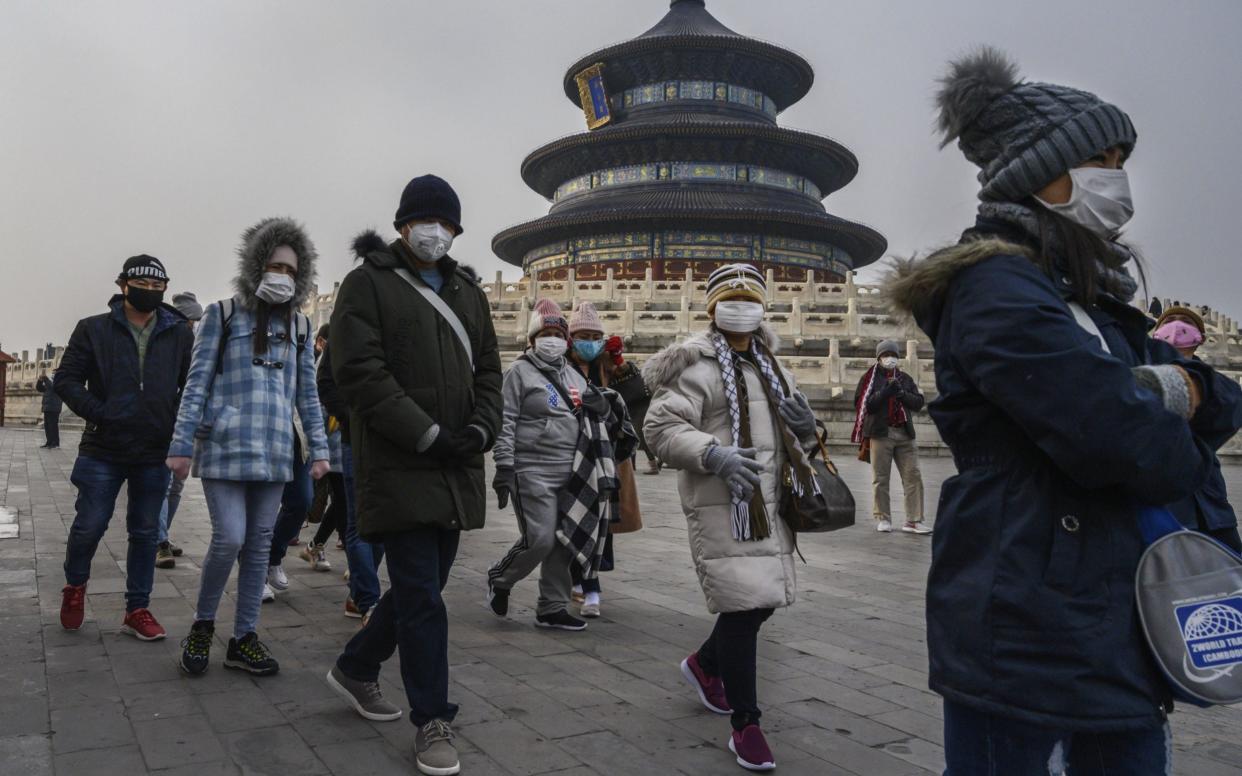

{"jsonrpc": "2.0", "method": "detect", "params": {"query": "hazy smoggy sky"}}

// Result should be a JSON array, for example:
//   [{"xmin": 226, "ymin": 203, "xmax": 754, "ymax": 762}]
[{"xmin": 3, "ymin": 0, "xmax": 1240, "ymax": 355}]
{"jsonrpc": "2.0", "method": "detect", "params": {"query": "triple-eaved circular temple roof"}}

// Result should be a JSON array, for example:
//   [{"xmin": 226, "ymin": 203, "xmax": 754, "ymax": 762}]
[{"xmin": 493, "ymin": 0, "xmax": 887, "ymax": 283}]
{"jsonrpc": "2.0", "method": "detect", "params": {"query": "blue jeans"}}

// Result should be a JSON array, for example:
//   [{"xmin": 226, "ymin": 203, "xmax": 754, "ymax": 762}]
[
  {"xmin": 943, "ymin": 700, "xmax": 1171, "ymax": 775},
  {"xmin": 64, "ymin": 456, "xmax": 169, "ymax": 611},
  {"xmin": 268, "ymin": 447, "xmax": 313, "ymax": 565},
  {"xmin": 337, "ymin": 525, "xmax": 459, "ymax": 727},
  {"xmin": 195, "ymin": 479, "xmax": 285, "ymax": 638},
  {"xmin": 341, "ymin": 445, "xmax": 383, "ymax": 611},
  {"xmin": 157, "ymin": 475, "xmax": 186, "ymax": 544}
]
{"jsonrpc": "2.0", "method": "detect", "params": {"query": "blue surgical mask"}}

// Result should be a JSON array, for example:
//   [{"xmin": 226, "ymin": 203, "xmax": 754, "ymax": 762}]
[{"xmin": 573, "ymin": 339, "xmax": 604, "ymax": 362}]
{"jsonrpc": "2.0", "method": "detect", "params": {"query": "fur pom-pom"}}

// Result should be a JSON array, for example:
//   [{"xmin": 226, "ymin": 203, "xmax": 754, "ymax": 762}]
[
  {"xmin": 351, "ymin": 230, "xmax": 388, "ymax": 260},
  {"xmin": 935, "ymin": 46, "xmax": 1020, "ymax": 148}
]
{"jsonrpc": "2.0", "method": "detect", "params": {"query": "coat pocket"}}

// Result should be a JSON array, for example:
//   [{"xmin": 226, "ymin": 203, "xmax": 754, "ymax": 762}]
[{"xmin": 208, "ymin": 405, "xmax": 240, "ymax": 445}]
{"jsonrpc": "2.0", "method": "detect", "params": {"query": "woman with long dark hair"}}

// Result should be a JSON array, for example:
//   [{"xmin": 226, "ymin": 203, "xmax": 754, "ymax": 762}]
[
  {"xmin": 887, "ymin": 48, "xmax": 1242, "ymax": 773},
  {"xmin": 167, "ymin": 217, "xmax": 330, "ymax": 677}
]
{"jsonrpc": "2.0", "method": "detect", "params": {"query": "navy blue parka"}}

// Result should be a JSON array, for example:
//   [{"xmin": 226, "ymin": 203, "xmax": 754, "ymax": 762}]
[{"xmin": 887, "ymin": 219, "xmax": 1242, "ymax": 731}]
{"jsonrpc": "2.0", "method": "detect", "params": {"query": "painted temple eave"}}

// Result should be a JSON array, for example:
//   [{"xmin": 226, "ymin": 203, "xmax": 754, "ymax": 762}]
[
  {"xmin": 491, "ymin": 205, "xmax": 888, "ymax": 271},
  {"xmin": 519, "ymin": 121, "xmax": 860, "ymax": 199},
  {"xmin": 560, "ymin": 35, "xmax": 815, "ymax": 112}
]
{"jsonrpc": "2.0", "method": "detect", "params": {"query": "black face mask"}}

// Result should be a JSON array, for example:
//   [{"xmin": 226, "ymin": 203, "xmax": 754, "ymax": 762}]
[{"xmin": 125, "ymin": 285, "xmax": 164, "ymax": 313}]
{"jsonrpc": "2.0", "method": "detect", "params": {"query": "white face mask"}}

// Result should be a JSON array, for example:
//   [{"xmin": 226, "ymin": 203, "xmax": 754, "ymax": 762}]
[
  {"xmin": 533, "ymin": 336, "xmax": 567, "ymax": 361},
  {"xmin": 714, "ymin": 301, "xmax": 765, "ymax": 333},
  {"xmin": 880, "ymin": 357, "xmax": 899, "ymax": 371},
  {"xmin": 1036, "ymin": 167, "xmax": 1134, "ymax": 239},
  {"xmin": 406, "ymin": 223, "xmax": 455, "ymax": 262},
  {"xmin": 255, "ymin": 272, "xmax": 295, "ymax": 305}
]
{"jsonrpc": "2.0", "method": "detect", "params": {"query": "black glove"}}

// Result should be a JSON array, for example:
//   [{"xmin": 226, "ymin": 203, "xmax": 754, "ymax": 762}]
[
  {"xmin": 493, "ymin": 465, "xmax": 515, "ymax": 509},
  {"xmin": 427, "ymin": 426, "xmax": 488, "ymax": 460}
]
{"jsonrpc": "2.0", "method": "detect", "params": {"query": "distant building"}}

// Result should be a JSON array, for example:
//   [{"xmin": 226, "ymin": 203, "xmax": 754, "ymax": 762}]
[{"xmin": 491, "ymin": 0, "xmax": 886, "ymax": 284}]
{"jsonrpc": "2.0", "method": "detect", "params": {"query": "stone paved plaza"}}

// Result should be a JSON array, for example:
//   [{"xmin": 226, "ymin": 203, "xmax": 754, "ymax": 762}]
[{"xmin": 1, "ymin": 426, "xmax": 1240, "ymax": 775}]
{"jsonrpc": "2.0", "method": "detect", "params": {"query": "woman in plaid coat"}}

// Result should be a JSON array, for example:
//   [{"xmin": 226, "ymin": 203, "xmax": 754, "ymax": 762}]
[{"xmin": 166, "ymin": 217, "xmax": 330, "ymax": 677}]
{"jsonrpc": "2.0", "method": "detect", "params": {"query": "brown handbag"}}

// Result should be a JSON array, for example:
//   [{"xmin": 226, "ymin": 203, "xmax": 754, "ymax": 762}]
[
  {"xmin": 611, "ymin": 458, "xmax": 644, "ymax": 534},
  {"xmin": 857, "ymin": 437, "xmax": 871, "ymax": 463}
]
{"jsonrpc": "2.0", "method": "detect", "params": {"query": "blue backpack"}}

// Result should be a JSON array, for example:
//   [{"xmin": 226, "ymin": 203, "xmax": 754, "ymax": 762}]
[{"xmin": 1135, "ymin": 506, "xmax": 1242, "ymax": 706}]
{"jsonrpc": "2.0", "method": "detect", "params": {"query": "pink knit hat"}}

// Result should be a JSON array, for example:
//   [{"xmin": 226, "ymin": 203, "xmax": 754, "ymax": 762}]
[
  {"xmin": 569, "ymin": 301, "xmax": 605, "ymax": 335},
  {"xmin": 528, "ymin": 298, "xmax": 569, "ymax": 342}
]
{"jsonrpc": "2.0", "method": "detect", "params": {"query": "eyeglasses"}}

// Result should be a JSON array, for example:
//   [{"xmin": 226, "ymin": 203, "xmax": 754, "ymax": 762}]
[{"xmin": 252, "ymin": 358, "xmax": 284, "ymax": 370}]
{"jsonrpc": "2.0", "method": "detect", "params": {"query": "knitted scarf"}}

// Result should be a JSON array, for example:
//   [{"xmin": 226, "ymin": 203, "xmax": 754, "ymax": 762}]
[
  {"xmin": 977, "ymin": 201, "xmax": 1139, "ymax": 303},
  {"xmin": 709, "ymin": 331, "xmax": 821, "ymax": 542},
  {"xmin": 851, "ymin": 364, "xmax": 907, "ymax": 444},
  {"xmin": 554, "ymin": 387, "xmax": 637, "ymax": 578}
]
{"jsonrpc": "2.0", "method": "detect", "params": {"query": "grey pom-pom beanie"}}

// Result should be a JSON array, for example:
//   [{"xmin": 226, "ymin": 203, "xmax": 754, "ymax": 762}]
[{"xmin": 935, "ymin": 46, "xmax": 1137, "ymax": 202}]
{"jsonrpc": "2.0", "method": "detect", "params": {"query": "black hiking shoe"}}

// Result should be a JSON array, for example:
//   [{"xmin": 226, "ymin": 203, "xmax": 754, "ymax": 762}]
[
  {"xmin": 487, "ymin": 583, "xmax": 509, "ymax": 617},
  {"xmin": 224, "ymin": 632, "xmax": 279, "ymax": 676},
  {"xmin": 535, "ymin": 610, "xmax": 588, "ymax": 631},
  {"xmin": 180, "ymin": 620, "xmax": 214, "ymax": 676}
]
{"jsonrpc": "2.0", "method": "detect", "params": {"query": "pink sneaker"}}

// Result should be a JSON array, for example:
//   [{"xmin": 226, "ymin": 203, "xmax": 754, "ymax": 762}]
[
  {"xmin": 729, "ymin": 725, "xmax": 775, "ymax": 771},
  {"xmin": 680, "ymin": 652, "xmax": 731, "ymax": 714}
]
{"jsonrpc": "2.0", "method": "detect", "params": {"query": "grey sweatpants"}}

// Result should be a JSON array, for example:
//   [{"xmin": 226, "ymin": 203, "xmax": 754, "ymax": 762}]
[{"xmin": 487, "ymin": 468, "xmax": 574, "ymax": 616}]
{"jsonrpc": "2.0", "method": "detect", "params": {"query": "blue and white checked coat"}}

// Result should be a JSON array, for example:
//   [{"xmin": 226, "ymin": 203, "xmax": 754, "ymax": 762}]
[{"xmin": 169, "ymin": 297, "xmax": 329, "ymax": 481}]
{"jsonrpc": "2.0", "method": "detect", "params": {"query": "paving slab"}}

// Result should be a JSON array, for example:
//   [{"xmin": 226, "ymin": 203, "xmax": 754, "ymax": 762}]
[{"xmin": 3, "ymin": 427, "xmax": 1241, "ymax": 774}]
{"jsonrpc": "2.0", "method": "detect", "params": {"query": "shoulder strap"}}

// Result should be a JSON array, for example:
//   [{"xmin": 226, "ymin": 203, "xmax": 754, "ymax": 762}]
[
  {"xmin": 392, "ymin": 267, "xmax": 473, "ymax": 371},
  {"xmin": 1068, "ymin": 301, "xmax": 1113, "ymax": 355},
  {"xmin": 214, "ymin": 299, "xmax": 235, "ymax": 375}
]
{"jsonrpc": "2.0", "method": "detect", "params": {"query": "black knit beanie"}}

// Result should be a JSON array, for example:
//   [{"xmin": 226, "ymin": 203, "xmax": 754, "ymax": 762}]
[
  {"xmin": 393, "ymin": 174, "xmax": 463, "ymax": 235},
  {"xmin": 117, "ymin": 254, "xmax": 169, "ymax": 283}
]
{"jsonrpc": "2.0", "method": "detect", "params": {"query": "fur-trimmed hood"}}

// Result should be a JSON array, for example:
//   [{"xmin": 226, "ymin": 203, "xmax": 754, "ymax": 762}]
[
  {"xmin": 642, "ymin": 323, "xmax": 781, "ymax": 391},
  {"xmin": 234, "ymin": 217, "xmax": 318, "ymax": 309},
  {"xmin": 882, "ymin": 237, "xmax": 1033, "ymax": 328},
  {"xmin": 350, "ymin": 229, "xmax": 481, "ymax": 284}
]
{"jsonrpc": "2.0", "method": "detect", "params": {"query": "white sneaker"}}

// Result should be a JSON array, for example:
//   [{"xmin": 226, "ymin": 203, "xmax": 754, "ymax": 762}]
[
  {"xmin": 267, "ymin": 564, "xmax": 289, "ymax": 591},
  {"xmin": 311, "ymin": 544, "xmax": 331, "ymax": 572},
  {"xmin": 580, "ymin": 592, "xmax": 601, "ymax": 619},
  {"xmin": 261, "ymin": 583, "xmax": 276, "ymax": 603},
  {"xmin": 902, "ymin": 522, "xmax": 933, "ymax": 535},
  {"xmin": 876, "ymin": 519, "xmax": 893, "ymax": 533}
]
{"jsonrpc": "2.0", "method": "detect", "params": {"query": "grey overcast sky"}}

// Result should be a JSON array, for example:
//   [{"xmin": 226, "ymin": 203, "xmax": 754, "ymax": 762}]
[{"xmin": 3, "ymin": 0, "xmax": 1241, "ymax": 355}]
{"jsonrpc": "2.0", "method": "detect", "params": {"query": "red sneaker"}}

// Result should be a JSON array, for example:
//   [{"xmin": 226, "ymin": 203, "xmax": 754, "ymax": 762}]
[
  {"xmin": 121, "ymin": 608, "xmax": 167, "ymax": 641},
  {"xmin": 729, "ymin": 725, "xmax": 776, "ymax": 771},
  {"xmin": 60, "ymin": 584, "xmax": 87, "ymax": 630},
  {"xmin": 680, "ymin": 652, "xmax": 731, "ymax": 714}
]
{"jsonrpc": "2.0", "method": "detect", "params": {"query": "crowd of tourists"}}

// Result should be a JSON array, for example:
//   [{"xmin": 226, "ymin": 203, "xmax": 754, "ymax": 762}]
[{"xmin": 39, "ymin": 46, "xmax": 1242, "ymax": 776}]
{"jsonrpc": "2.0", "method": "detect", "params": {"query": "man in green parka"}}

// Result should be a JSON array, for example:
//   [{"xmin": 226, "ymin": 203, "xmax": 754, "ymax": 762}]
[{"xmin": 324, "ymin": 174, "xmax": 501, "ymax": 776}]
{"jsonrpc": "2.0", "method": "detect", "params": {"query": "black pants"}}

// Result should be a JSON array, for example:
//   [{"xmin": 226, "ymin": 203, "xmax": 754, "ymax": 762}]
[
  {"xmin": 696, "ymin": 607, "xmax": 775, "ymax": 730},
  {"xmin": 43, "ymin": 412, "xmax": 60, "ymax": 447},
  {"xmin": 337, "ymin": 525, "xmax": 460, "ymax": 727},
  {"xmin": 312, "ymin": 472, "xmax": 346, "ymax": 546}
]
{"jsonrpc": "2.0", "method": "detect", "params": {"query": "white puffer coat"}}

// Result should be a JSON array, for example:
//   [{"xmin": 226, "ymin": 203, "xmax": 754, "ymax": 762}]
[{"xmin": 642, "ymin": 324, "xmax": 797, "ymax": 614}]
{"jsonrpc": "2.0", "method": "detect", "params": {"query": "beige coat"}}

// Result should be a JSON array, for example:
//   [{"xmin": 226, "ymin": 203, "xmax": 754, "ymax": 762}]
[{"xmin": 642, "ymin": 325, "xmax": 797, "ymax": 614}]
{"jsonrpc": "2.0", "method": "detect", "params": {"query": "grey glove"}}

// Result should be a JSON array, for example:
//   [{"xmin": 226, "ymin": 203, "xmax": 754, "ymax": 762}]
[
  {"xmin": 703, "ymin": 444, "xmax": 763, "ymax": 500},
  {"xmin": 581, "ymin": 385, "xmax": 610, "ymax": 416},
  {"xmin": 493, "ymin": 465, "xmax": 516, "ymax": 510},
  {"xmin": 778, "ymin": 392, "xmax": 817, "ymax": 441},
  {"xmin": 1132, "ymin": 365, "xmax": 1195, "ymax": 420}
]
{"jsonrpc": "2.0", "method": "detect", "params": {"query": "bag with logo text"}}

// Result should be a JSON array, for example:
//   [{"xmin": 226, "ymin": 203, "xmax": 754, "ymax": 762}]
[{"xmin": 1135, "ymin": 506, "xmax": 1242, "ymax": 706}]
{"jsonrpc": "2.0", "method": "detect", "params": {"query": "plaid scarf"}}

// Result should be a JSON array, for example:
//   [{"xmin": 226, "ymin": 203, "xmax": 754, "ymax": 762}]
[
  {"xmin": 710, "ymin": 331, "xmax": 821, "ymax": 542},
  {"xmin": 851, "ymin": 365, "xmax": 908, "ymax": 444},
  {"xmin": 555, "ymin": 388, "xmax": 636, "ymax": 578}
]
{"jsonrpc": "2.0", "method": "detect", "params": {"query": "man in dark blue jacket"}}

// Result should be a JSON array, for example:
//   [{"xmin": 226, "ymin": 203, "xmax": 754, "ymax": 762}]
[
  {"xmin": 36, "ymin": 371, "xmax": 63, "ymax": 448},
  {"xmin": 54, "ymin": 255, "xmax": 194, "ymax": 641}
]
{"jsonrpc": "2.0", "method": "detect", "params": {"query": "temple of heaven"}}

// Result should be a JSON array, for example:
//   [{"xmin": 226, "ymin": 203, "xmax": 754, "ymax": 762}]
[{"xmin": 492, "ymin": 0, "xmax": 887, "ymax": 283}]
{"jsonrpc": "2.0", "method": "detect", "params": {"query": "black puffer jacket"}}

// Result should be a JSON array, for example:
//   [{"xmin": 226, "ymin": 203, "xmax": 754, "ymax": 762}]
[
  {"xmin": 331, "ymin": 232, "xmax": 503, "ymax": 538},
  {"xmin": 54, "ymin": 296, "xmax": 193, "ymax": 464},
  {"xmin": 856, "ymin": 369, "xmax": 924, "ymax": 439}
]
